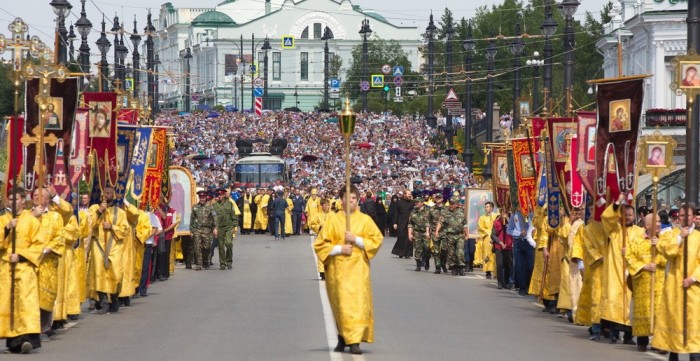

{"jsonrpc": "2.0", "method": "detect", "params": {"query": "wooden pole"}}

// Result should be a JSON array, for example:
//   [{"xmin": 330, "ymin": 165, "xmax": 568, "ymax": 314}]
[
  {"xmin": 650, "ymin": 174, "xmax": 658, "ymax": 332},
  {"xmin": 344, "ymin": 134, "xmax": 351, "ymax": 233}
]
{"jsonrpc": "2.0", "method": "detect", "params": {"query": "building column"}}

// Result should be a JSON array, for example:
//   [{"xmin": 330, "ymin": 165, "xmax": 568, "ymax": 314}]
[{"xmin": 654, "ymin": 41, "xmax": 666, "ymax": 109}]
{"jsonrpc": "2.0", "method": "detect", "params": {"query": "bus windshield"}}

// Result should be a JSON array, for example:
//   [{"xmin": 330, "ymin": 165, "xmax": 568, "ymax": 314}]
[{"xmin": 235, "ymin": 162, "xmax": 286, "ymax": 188}]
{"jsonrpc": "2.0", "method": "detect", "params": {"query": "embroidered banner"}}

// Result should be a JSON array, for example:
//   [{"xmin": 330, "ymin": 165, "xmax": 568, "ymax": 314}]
[
  {"xmin": 512, "ymin": 137, "xmax": 538, "ymax": 216},
  {"xmin": 115, "ymin": 124, "xmax": 138, "ymax": 203},
  {"xmin": 6, "ymin": 116, "xmax": 24, "ymax": 196},
  {"xmin": 570, "ymin": 135, "xmax": 585, "ymax": 209},
  {"xmin": 547, "ymin": 117, "xmax": 577, "ymax": 209},
  {"xmin": 594, "ymin": 78, "xmax": 644, "ymax": 210},
  {"xmin": 545, "ymin": 137, "xmax": 561, "ymax": 228},
  {"xmin": 506, "ymin": 148, "xmax": 519, "ymax": 212},
  {"xmin": 83, "ymin": 92, "xmax": 118, "ymax": 202},
  {"xmin": 492, "ymin": 147, "xmax": 510, "ymax": 210},
  {"xmin": 69, "ymin": 108, "xmax": 89, "ymax": 192},
  {"xmin": 128, "ymin": 127, "xmax": 153, "ymax": 206},
  {"xmin": 23, "ymin": 77, "xmax": 79, "ymax": 192},
  {"xmin": 142, "ymin": 127, "xmax": 167, "ymax": 210}
]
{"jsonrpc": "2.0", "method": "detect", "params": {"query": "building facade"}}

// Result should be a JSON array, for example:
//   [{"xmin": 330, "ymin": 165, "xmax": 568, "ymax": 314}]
[{"xmin": 151, "ymin": 0, "xmax": 421, "ymax": 111}]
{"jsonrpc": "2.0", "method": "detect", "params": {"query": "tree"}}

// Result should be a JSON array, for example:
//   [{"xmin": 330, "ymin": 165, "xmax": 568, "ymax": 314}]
[{"xmin": 0, "ymin": 63, "xmax": 20, "ymax": 118}]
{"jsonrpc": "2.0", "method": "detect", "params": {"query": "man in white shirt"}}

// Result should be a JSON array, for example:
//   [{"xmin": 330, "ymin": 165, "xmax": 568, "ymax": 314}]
[{"xmin": 137, "ymin": 210, "xmax": 162, "ymax": 297}]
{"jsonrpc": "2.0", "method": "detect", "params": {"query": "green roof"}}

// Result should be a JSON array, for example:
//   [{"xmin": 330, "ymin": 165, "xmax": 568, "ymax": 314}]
[
  {"xmin": 192, "ymin": 10, "xmax": 236, "ymax": 26},
  {"xmin": 217, "ymin": 0, "xmax": 235, "ymax": 5},
  {"xmin": 364, "ymin": 11, "xmax": 387, "ymax": 23}
]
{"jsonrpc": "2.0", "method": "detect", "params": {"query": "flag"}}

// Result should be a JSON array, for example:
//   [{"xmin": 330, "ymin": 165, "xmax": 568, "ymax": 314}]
[
  {"xmin": 115, "ymin": 124, "xmax": 139, "ymax": 203},
  {"xmin": 6, "ymin": 116, "xmax": 24, "ymax": 196},
  {"xmin": 141, "ymin": 127, "xmax": 168, "ymax": 210},
  {"xmin": 545, "ymin": 136, "xmax": 561, "ymax": 228},
  {"xmin": 569, "ymin": 135, "xmax": 585, "ymax": 209},
  {"xmin": 128, "ymin": 127, "xmax": 153, "ymax": 207},
  {"xmin": 116, "ymin": 108, "xmax": 138, "ymax": 124},
  {"xmin": 546, "ymin": 117, "xmax": 577, "ymax": 208},
  {"xmin": 512, "ymin": 137, "xmax": 538, "ymax": 216},
  {"xmin": 83, "ymin": 92, "xmax": 118, "ymax": 202},
  {"xmin": 69, "ymin": 108, "xmax": 89, "ymax": 192},
  {"xmin": 594, "ymin": 77, "xmax": 645, "ymax": 212},
  {"xmin": 23, "ymin": 77, "xmax": 79, "ymax": 193},
  {"xmin": 491, "ymin": 147, "xmax": 510, "ymax": 211},
  {"xmin": 160, "ymin": 132, "xmax": 173, "ymax": 204}
]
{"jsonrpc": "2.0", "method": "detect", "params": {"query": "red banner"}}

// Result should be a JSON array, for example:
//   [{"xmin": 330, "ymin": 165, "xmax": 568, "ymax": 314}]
[
  {"xmin": 512, "ymin": 137, "xmax": 538, "ymax": 216},
  {"xmin": 6, "ymin": 116, "xmax": 24, "ymax": 196},
  {"xmin": 570, "ymin": 136, "xmax": 585, "ymax": 208},
  {"xmin": 83, "ymin": 92, "xmax": 118, "ymax": 195},
  {"xmin": 576, "ymin": 111, "xmax": 597, "ymax": 197},
  {"xmin": 142, "ymin": 127, "xmax": 168, "ymax": 210},
  {"xmin": 116, "ymin": 108, "xmax": 138, "ymax": 124},
  {"xmin": 547, "ymin": 117, "xmax": 577, "ymax": 209},
  {"xmin": 492, "ymin": 147, "xmax": 510, "ymax": 210},
  {"xmin": 69, "ymin": 108, "xmax": 89, "ymax": 192}
]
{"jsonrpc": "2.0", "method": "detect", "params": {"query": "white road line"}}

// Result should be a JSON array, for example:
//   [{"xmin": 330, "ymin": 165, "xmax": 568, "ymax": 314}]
[{"xmin": 311, "ymin": 237, "xmax": 356, "ymax": 361}]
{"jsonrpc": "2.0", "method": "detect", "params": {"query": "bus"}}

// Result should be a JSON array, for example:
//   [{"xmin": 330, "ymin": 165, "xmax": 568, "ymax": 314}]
[{"xmin": 233, "ymin": 152, "xmax": 288, "ymax": 188}]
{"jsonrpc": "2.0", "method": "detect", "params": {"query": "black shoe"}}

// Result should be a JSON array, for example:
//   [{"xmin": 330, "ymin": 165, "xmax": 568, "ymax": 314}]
[
  {"xmin": 20, "ymin": 341, "xmax": 33, "ymax": 354},
  {"xmin": 452, "ymin": 267, "xmax": 458, "ymax": 275},
  {"xmin": 497, "ymin": 284, "xmax": 503, "ymax": 289},
  {"xmin": 415, "ymin": 260, "xmax": 422, "ymax": 272},
  {"xmin": 349, "ymin": 344, "xmax": 363, "ymax": 355},
  {"xmin": 434, "ymin": 268, "xmax": 441, "ymax": 274},
  {"xmin": 590, "ymin": 334, "xmax": 601, "ymax": 341},
  {"xmin": 442, "ymin": 265, "xmax": 448, "ymax": 273},
  {"xmin": 505, "ymin": 283, "xmax": 514, "ymax": 290},
  {"xmin": 424, "ymin": 259, "xmax": 430, "ymax": 270},
  {"xmin": 68, "ymin": 314, "xmax": 79, "ymax": 321},
  {"xmin": 458, "ymin": 266, "xmax": 466, "ymax": 276},
  {"xmin": 320, "ymin": 272, "xmax": 325, "ymax": 280},
  {"xmin": 485, "ymin": 272, "xmax": 492, "ymax": 279},
  {"xmin": 609, "ymin": 335, "xmax": 619, "ymax": 344},
  {"xmin": 121, "ymin": 297, "xmax": 131, "ymax": 307},
  {"xmin": 334, "ymin": 335, "xmax": 346, "ymax": 352}
]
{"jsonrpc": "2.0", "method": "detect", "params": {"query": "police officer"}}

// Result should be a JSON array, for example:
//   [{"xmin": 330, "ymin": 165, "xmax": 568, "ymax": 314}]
[
  {"xmin": 214, "ymin": 189, "xmax": 239, "ymax": 270},
  {"xmin": 429, "ymin": 194, "xmax": 448, "ymax": 274},
  {"xmin": 435, "ymin": 196, "xmax": 468, "ymax": 276},
  {"xmin": 408, "ymin": 197, "xmax": 431, "ymax": 272},
  {"xmin": 190, "ymin": 190, "xmax": 218, "ymax": 270}
]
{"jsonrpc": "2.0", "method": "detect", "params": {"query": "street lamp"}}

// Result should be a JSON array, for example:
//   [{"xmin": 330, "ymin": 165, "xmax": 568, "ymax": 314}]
[
  {"xmin": 95, "ymin": 16, "xmax": 111, "ymax": 92},
  {"xmin": 130, "ymin": 16, "xmax": 141, "ymax": 99},
  {"xmin": 111, "ymin": 16, "xmax": 121, "ymax": 86},
  {"xmin": 444, "ymin": 20, "xmax": 455, "ymax": 148},
  {"xmin": 75, "ymin": 0, "xmax": 91, "ymax": 88},
  {"xmin": 484, "ymin": 36, "xmax": 497, "ymax": 179},
  {"xmin": 425, "ymin": 12, "xmax": 437, "ymax": 128},
  {"xmin": 116, "ymin": 33, "xmax": 128, "ymax": 88},
  {"xmin": 49, "ymin": 0, "xmax": 72, "ymax": 64},
  {"xmin": 359, "ymin": 19, "xmax": 371, "ymax": 113},
  {"xmin": 145, "ymin": 10, "xmax": 156, "ymax": 118},
  {"xmin": 559, "ymin": 0, "xmax": 580, "ymax": 98},
  {"xmin": 154, "ymin": 54, "xmax": 160, "ymax": 115},
  {"xmin": 322, "ymin": 26, "xmax": 333, "ymax": 111},
  {"xmin": 526, "ymin": 51, "xmax": 543, "ymax": 114},
  {"xmin": 462, "ymin": 24, "xmax": 476, "ymax": 167},
  {"xmin": 67, "ymin": 23, "xmax": 76, "ymax": 63},
  {"xmin": 261, "ymin": 37, "xmax": 271, "ymax": 110},
  {"xmin": 294, "ymin": 85, "xmax": 299, "ymax": 108},
  {"xmin": 540, "ymin": 0, "xmax": 558, "ymax": 110},
  {"xmin": 184, "ymin": 47, "xmax": 192, "ymax": 113},
  {"xmin": 509, "ymin": 23, "xmax": 525, "ymax": 128}
]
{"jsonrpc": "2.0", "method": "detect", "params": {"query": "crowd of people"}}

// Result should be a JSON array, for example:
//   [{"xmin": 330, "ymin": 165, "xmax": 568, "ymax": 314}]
[{"xmin": 0, "ymin": 185, "xmax": 181, "ymax": 354}]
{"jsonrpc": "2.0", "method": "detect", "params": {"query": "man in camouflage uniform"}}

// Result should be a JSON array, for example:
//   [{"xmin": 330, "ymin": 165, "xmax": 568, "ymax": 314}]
[
  {"xmin": 190, "ymin": 190, "xmax": 218, "ymax": 270},
  {"xmin": 436, "ymin": 196, "xmax": 468, "ymax": 276},
  {"xmin": 408, "ymin": 197, "xmax": 431, "ymax": 272},
  {"xmin": 429, "ymin": 194, "xmax": 448, "ymax": 274},
  {"xmin": 214, "ymin": 189, "xmax": 239, "ymax": 270}
]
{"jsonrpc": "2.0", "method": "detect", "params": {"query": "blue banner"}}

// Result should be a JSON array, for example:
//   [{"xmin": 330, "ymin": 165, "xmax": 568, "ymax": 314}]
[
  {"xmin": 546, "ymin": 139, "xmax": 561, "ymax": 228},
  {"xmin": 127, "ymin": 127, "xmax": 153, "ymax": 205},
  {"xmin": 115, "ymin": 124, "xmax": 139, "ymax": 203}
]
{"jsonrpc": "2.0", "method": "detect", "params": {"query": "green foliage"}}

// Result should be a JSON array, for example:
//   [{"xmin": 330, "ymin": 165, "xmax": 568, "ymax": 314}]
[
  {"xmin": 213, "ymin": 104, "xmax": 225, "ymax": 112},
  {"xmin": 0, "ymin": 63, "xmax": 22, "ymax": 118}
]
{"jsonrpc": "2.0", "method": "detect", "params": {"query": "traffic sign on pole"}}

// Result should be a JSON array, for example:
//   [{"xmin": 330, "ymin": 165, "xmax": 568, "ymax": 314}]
[
  {"xmin": 381, "ymin": 64, "xmax": 391, "ymax": 75},
  {"xmin": 393, "ymin": 76, "xmax": 403, "ymax": 86},
  {"xmin": 254, "ymin": 97, "xmax": 263, "ymax": 115},
  {"xmin": 254, "ymin": 77, "xmax": 263, "ymax": 87},
  {"xmin": 253, "ymin": 87, "xmax": 264, "ymax": 97},
  {"xmin": 393, "ymin": 65, "xmax": 404, "ymax": 76},
  {"xmin": 371, "ymin": 75, "xmax": 384, "ymax": 88},
  {"xmin": 360, "ymin": 81, "xmax": 370, "ymax": 91},
  {"xmin": 281, "ymin": 35, "xmax": 295, "ymax": 49}
]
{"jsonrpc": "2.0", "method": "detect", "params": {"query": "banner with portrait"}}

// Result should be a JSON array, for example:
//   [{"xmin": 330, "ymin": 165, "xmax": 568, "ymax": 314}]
[
  {"xmin": 512, "ymin": 137, "xmax": 538, "ymax": 216},
  {"xmin": 115, "ymin": 124, "xmax": 138, "ymax": 203},
  {"xmin": 576, "ymin": 111, "xmax": 597, "ymax": 196},
  {"xmin": 141, "ymin": 127, "xmax": 167, "ymax": 210},
  {"xmin": 594, "ymin": 77, "xmax": 645, "ymax": 211},
  {"xmin": 569, "ymin": 135, "xmax": 585, "ymax": 209},
  {"xmin": 546, "ymin": 117, "xmax": 577, "ymax": 210},
  {"xmin": 69, "ymin": 108, "xmax": 89, "ymax": 193},
  {"xmin": 83, "ymin": 92, "xmax": 118, "ymax": 203},
  {"xmin": 126, "ymin": 127, "xmax": 153, "ymax": 206},
  {"xmin": 168, "ymin": 166, "xmax": 195, "ymax": 236},
  {"xmin": 464, "ymin": 189, "xmax": 495, "ymax": 239},
  {"xmin": 23, "ymin": 77, "xmax": 79, "ymax": 193},
  {"xmin": 492, "ymin": 147, "xmax": 510, "ymax": 211}
]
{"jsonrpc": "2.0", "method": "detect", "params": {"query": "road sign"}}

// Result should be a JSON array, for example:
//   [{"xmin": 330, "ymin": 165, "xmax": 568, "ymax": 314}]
[
  {"xmin": 360, "ymin": 81, "xmax": 370, "ymax": 91},
  {"xmin": 393, "ymin": 65, "xmax": 404, "ymax": 76},
  {"xmin": 381, "ymin": 64, "xmax": 391, "ymax": 75},
  {"xmin": 330, "ymin": 77, "xmax": 340, "ymax": 93},
  {"xmin": 125, "ymin": 77, "xmax": 134, "ymax": 91},
  {"xmin": 281, "ymin": 35, "xmax": 295, "ymax": 49},
  {"xmin": 393, "ymin": 76, "xmax": 403, "ymax": 86},
  {"xmin": 254, "ymin": 97, "xmax": 263, "ymax": 115},
  {"xmin": 330, "ymin": 93, "xmax": 340, "ymax": 99},
  {"xmin": 254, "ymin": 77, "xmax": 264, "ymax": 87},
  {"xmin": 448, "ymin": 108, "xmax": 465, "ymax": 115},
  {"xmin": 395, "ymin": 87, "xmax": 401, "ymax": 97},
  {"xmin": 253, "ymin": 87, "xmax": 264, "ymax": 97},
  {"xmin": 393, "ymin": 96, "xmax": 403, "ymax": 103},
  {"xmin": 444, "ymin": 88, "xmax": 460, "ymax": 102},
  {"xmin": 250, "ymin": 64, "xmax": 257, "ymax": 73},
  {"xmin": 371, "ymin": 75, "xmax": 384, "ymax": 88}
]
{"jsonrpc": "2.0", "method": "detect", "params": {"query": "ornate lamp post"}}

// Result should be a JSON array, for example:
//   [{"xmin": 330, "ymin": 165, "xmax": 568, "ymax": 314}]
[
  {"xmin": 559, "ymin": 0, "xmax": 580, "ymax": 97},
  {"xmin": 154, "ymin": 54, "xmax": 160, "ymax": 115},
  {"xmin": 444, "ymin": 20, "xmax": 455, "ymax": 149},
  {"xmin": 359, "ymin": 19, "xmax": 371, "ymax": 113},
  {"xmin": 145, "ymin": 10, "xmax": 155, "ymax": 116},
  {"xmin": 483, "ymin": 37, "xmax": 497, "ymax": 179},
  {"xmin": 540, "ymin": 0, "xmax": 558, "ymax": 109},
  {"xmin": 321, "ymin": 26, "xmax": 333, "ymax": 111},
  {"xmin": 184, "ymin": 47, "xmax": 192, "ymax": 113},
  {"xmin": 111, "ymin": 15, "xmax": 121, "ymax": 85},
  {"xmin": 526, "ymin": 52, "xmax": 543, "ymax": 113},
  {"xmin": 49, "ymin": 0, "xmax": 72, "ymax": 64},
  {"xmin": 425, "ymin": 13, "xmax": 437, "ymax": 128},
  {"xmin": 339, "ymin": 97, "xmax": 357, "ymax": 229},
  {"xmin": 261, "ymin": 37, "xmax": 271, "ymax": 110},
  {"xmin": 509, "ymin": 24, "xmax": 525, "ymax": 128},
  {"xmin": 67, "ymin": 24, "xmax": 76, "ymax": 63},
  {"xmin": 95, "ymin": 17, "xmax": 111, "ymax": 92},
  {"xmin": 116, "ymin": 34, "xmax": 128, "ymax": 88},
  {"xmin": 462, "ymin": 24, "xmax": 476, "ymax": 167},
  {"xmin": 130, "ymin": 17, "xmax": 141, "ymax": 99},
  {"xmin": 75, "ymin": 0, "xmax": 91, "ymax": 88}
]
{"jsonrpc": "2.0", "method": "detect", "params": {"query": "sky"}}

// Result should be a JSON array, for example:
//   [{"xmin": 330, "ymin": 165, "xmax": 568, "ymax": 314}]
[{"xmin": 1, "ymin": 0, "xmax": 612, "ymax": 54}]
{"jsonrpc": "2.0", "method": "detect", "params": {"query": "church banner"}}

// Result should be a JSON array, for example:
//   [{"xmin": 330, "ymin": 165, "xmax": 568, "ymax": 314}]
[
  {"xmin": 115, "ymin": 124, "xmax": 139, "ymax": 203},
  {"xmin": 506, "ymin": 148, "xmax": 519, "ymax": 212},
  {"xmin": 545, "ymin": 137, "xmax": 561, "ymax": 228},
  {"xmin": 23, "ymin": 77, "xmax": 79, "ymax": 192},
  {"xmin": 83, "ymin": 92, "xmax": 118, "ymax": 202},
  {"xmin": 5, "ymin": 116, "xmax": 24, "ymax": 196},
  {"xmin": 492, "ymin": 147, "xmax": 510, "ymax": 211},
  {"xmin": 576, "ymin": 111, "xmax": 597, "ymax": 197},
  {"xmin": 126, "ymin": 127, "xmax": 153, "ymax": 206},
  {"xmin": 594, "ymin": 77, "xmax": 644, "ymax": 211},
  {"xmin": 569, "ymin": 135, "xmax": 585, "ymax": 209},
  {"xmin": 116, "ymin": 108, "xmax": 138, "ymax": 124},
  {"xmin": 512, "ymin": 137, "xmax": 538, "ymax": 216},
  {"xmin": 141, "ymin": 127, "xmax": 167, "ymax": 210},
  {"xmin": 69, "ymin": 108, "xmax": 89, "ymax": 192},
  {"xmin": 547, "ymin": 117, "xmax": 577, "ymax": 210}
]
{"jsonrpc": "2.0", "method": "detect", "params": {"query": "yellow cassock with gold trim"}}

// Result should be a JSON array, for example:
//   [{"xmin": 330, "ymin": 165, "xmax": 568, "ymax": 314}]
[
  {"xmin": 87, "ymin": 205, "xmax": 130, "ymax": 295},
  {"xmin": 37, "ymin": 210, "xmax": 66, "ymax": 311},
  {"xmin": 314, "ymin": 210, "xmax": 383, "ymax": 345}
]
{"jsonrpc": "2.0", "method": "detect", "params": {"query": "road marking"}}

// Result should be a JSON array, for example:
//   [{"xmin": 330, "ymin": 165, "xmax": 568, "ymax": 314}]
[{"xmin": 310, "ymin": 238, "xmax": 358, "ymax": 361}]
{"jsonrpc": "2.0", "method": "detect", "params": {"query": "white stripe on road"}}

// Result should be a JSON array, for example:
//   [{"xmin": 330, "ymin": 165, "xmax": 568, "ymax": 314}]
[{"xmin": 311, "ymin": 236, "xmax": 367, "ymax": 361}]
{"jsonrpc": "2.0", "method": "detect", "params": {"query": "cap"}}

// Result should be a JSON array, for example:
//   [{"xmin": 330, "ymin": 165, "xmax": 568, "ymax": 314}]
[
  {"xmin": 311, "ymin": 188, "xmax": 318, "ymax": 195},
  {"xmin": 414, "ymin": 197, "xmax": 424, "ymax": 203},
  {"xmin": 450, "ymin": 196, "xmax": 460, "ymax": 204},
  {"xmin": 217, "ymin": 188, "xmax": 227, "ymax": 194},
  {"xmin": 670, "ymin": 209, "xmax": 680, "ymax": 218},
  {"xmin": 197, "ymin": 190, "xmax": 209, "ymax": 197}
]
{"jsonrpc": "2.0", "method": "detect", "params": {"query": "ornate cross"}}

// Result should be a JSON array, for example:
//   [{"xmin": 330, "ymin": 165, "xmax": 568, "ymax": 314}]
[{"xmin": 20, "ymin": 125, "xmax": 58, "ymax": 177}]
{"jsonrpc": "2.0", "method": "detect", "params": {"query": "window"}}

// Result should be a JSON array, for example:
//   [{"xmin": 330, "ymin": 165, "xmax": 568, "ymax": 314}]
[
  {"xmin": 300, "ymin": 52, "xmax": 308, "ymax": 81},
  {"xmin": 313, "ymin": 23, "xmax": 322, "ymax": 39},
  {"xmin": 273, "ymin": 52, "xmax": 281, "ymax": 80},
  {"xmin": 301, "ymin": 26, "xmax": 309, "ymax": 39}
]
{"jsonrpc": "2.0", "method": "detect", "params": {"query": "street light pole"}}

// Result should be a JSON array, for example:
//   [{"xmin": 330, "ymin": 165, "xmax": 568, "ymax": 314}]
[
  {"xmin": 184, "ymin": 47, "xmax": 192, "ymax": 113},
  {"xmin": 130, "ymin": 17, "xmax": 141, "ymax": 99},
  {"xmin": 154, "ymin": 54, "xmax": 160, "ymax": 115},
  {"xmin": 95, "ymin": 16, "xmax": 111, "ymax": 92},
  {"xmin": 444, "ymin": 20, "xmax": 455, "ymax": 148},
  {"xmin": 145, "ymin": 10, "xmax": 155, "ymax": 113},
  {"xmin": 67, "ymin": 24, "xmax": 76, "ymax": 63},
  {"xmin": 484, "ymin": 37, "xmax": 497, "ymax": 179},
  {"xmin": 526, "ymin": 52, "xmax": 543, "ymax": 114},
  {"xmin": 559, "ymin": 0, "xmax": 580, "ymax": 99},
  {"xmin": 462, "ymin": 24, "xmax": 475, "ymax": 167},
  {"xmin": 262, "ymin": 37, "xmax": 271, "ymax": 110},
  {"xmin": 686, "ymin": 0, "xmax": 700, "ymax": 204},
  {"xmin": 541, "ymin": 0, "xmax": 558, "ymax": 109},
  {"xmin": 111, "ymin": 16, "xmax": 121, "ymax": 88},
  {"xmin": 426, "ymin": 13, "xmax": 437, "ymax": 128},
  {"xmin": 359, "ymin": 19, "xmax": 371, "ymax": 113},
  {"xmin": 509, "ymin": 23, "xmax": 525, "ymax": 129},
  {"xmin": 322, "ymin": 27, "xmax": 333, "ymax": 111},
  {"xmin": 50, "ymin": 0, "xmax": 72, "ymax": 65},
  {"xmin": 75, "ymin": 0, "xmax": 92, "ymax": 90}
]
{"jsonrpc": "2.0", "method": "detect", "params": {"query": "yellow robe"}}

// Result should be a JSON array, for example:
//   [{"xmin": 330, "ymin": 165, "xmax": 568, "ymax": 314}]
[
  {"xmin": 309, "ymin": 210, "xmax": 331, "ymax": 273},
  {"xmin": 528, "ymin": 207, "xmax": 561, "ymax": 301},
  {"xmin": 478, "ymin": 213, "xmax": 498, "ymax": 274},
  {"xmin": 254, "ymin": 194, "xmax": 270, "ymax": 231},
  {"xmin": 76, "ymin": 210, "xmax": 89, "ymax": 302},
  {"xmin": 53, "ymin": 215, "xmax": 82, "ymax": 321},
  {"xmin": 242, "ymin": 194, "xmax": 253, "ymax": 229},
  {"xmin": 285, "ymin": 198, "xmax": 293, "ymax": 235},
  {"xmin": 652, "ymin": 228, "xmax": 700, "ymax": 353},
  {"xmin": 557, "ymin": 219, "xmax": 584, "ymax": 314},
  {"xmin": 625, "ymin": 234, "xmax": 666, "ymax": 337},
  {"xmin": 132, "ymin": 211, "xmax": 151, "ymax": 288},
  {"xmin": 600, "ymin": 204, "xmax": 645, "ymax": 326},
  {"xmin": 122, "ymin": 204, "xmax": 151, "ymax": 297},
  {"xmin": 574, "ymin": 221, "xmax": 606, "ymax": 326},
  {"xmin": 37, "ymin": 210, "xmax": 65, "ymax": 311},
  {"xmin": 314, "ymin": 210, "xmax": 383, "ymax": 345},
  {"xmin": 87, "ymin": 204, "xmax": 129, "ymax": 295},
  {"xmin": 305, "ymin": 196, "xmax": 322, "ymax": 233},
  {"xmin": 0, "ymin": 210, "xmax": 43, "ymax": 339}
]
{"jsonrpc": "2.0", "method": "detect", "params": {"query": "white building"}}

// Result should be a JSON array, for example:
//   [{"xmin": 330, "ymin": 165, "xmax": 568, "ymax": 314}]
[{"xmin": 151, "ymin": 0, "xmax": 421, "ymax": 111}]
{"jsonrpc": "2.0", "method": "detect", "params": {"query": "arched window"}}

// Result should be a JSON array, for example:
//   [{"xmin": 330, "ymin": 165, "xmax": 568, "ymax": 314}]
[{"xmin": 300, "ymin": 26, "xmax": 309, "ymax": 39}]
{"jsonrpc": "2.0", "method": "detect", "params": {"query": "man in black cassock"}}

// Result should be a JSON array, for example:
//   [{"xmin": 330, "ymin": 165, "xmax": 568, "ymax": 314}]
[{"xmin": 391, "ymin": 190, "xmax": 415, "ymax": 258}]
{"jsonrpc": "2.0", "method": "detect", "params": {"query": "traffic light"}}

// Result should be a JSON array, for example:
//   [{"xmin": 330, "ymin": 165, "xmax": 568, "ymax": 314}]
[{"xmin": 383, "ymin": 85, "xmax": 390, "ymax": 92}]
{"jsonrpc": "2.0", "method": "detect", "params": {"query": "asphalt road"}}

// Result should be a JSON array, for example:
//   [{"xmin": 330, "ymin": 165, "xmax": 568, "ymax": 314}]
[{"xmin": 4, "ymin": 234, "xmax": 677, "ymax": 360}]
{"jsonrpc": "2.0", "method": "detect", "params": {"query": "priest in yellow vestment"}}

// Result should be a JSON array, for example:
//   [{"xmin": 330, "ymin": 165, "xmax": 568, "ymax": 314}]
[
  {"xmin": 309, "ymin": 198, "xmax": 332, "ymax": 279},
  {"xmin": 314, "ymin": 185, "xmax": 383, "ymax": 355},
  {"xmin": 652, "ymin": 205, "xmax": 700, "ymax": 357},
  {"xmin": 254, "ymin": 188, "xmax": 270, "ymax": 233},
  {"xmin": 477, "ymin": 201, "xmax": 498, "ymax": 279},
  {"xmin": 306, "ymin": 189, "xmax": 322, "ymax": 234}
]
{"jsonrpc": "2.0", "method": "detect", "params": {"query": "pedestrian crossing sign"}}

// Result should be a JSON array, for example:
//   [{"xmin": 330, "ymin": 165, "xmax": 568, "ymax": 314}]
[
  {"xmin": 282, "ymin": 35, "xmax": 295, "ymax": 49},
  {"xmin": 371, "ymin": 74, "xmax": 384, "ymax": 88}
]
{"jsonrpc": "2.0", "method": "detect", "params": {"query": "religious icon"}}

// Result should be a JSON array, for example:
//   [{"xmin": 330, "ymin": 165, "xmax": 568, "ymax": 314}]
[
  {"xmin": 553, "ymin": 123, "xmax": 575, "ymax": 162},
  {"xmin": 147, "ymin": 143, "xmax": 158, "ymax": 168},
  {"xmin": 44, "ymin": 97, "xmax": 63, "ymax": 130},
  {"xmin": 465, "ymin": 189, "xmax": 495, "ymax": 238},
  {"xmin": 496, "ymin": 156, "xmax": 509, "ymax": 185},
  {"xmin": 646, "ymin": 144, "xmax": 666, "ymax": 167},
  {"xmin": 519, "ymin": 100, "xmax": 530, "ymax": 117},
  {"xmin": 520, "ymin": 155, "xmax": 535, "ymax": 179},
  {"xmin": 609, "ymin": 99, "xmax": 631, "ymax": 133},
  {"xmin": 116, "ymin": 145, "xmax": 126, "ymax": 173},
  {"xmin": 89, "ymin": 101, "xmax": 112, "ymax": 138},
  {"xmin": 586, "ymin": 125, "xmax": 596, "ymax": 162},
  {"xmin": 680, "ymin": 63, "xmax": 700, "ymax": 88}
]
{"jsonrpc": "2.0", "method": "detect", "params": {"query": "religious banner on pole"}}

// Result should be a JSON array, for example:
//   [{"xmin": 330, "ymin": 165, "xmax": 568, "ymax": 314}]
[
  {"xmin": 116, "ymin": 108, "xmax": 139, "ymax": 124},
  {"xmin": 544, "ymin": 133, "xmax": 561, "ymax": 228},
  {"xmin": 141, "ymin": 126, "xmax": 168, "ymax": 210},
  {"xmin": 6, "ymin": 116, "xmax": 24, "ymax": 196},
  {"xmin": 23, "ymin": 77, "xmax": 79, "ymax": 193},
  {"xmin": 593, "ymin": 76, "xmax": 645, "ymax": 211},
  {"xmin": 491, "ymin": 146, "xmax": 510, "ymax": 211},
  {"xmin": 569, "ymin": 135, "xmax": 585, "ymax": 209},
  {"xmin": 83, "ymin": 92, "xmax": 118, "ymax": 204},
  {"xmin": 125, "ymin": 127, "xmax": 153, "ymax": 206},
  {"xmin": 506, "ymin": 148, "xmax": 519, "ymax": 212},
  {"xmin": 68, "ymin": 108, "xmax": 89, "ymax": 192},
  {"xmin": 547, "ymin": 117, "xmax": 577, "ymax": 210},
  {"xmin": 512, "ymin": 137, "xmax": 538, "ymax": 216},
  {"xmin": 115, "ymin": 124, "xmax": 139, "ymax": 203}
]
